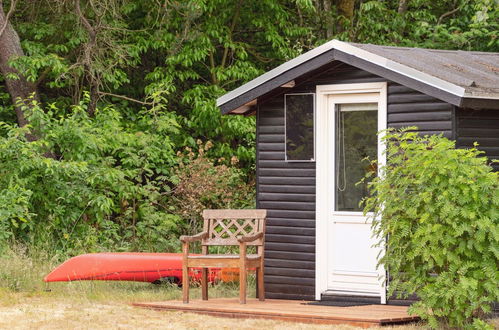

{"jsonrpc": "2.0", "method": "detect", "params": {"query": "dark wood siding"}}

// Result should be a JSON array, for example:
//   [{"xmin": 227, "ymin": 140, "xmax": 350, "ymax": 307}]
[
  {"xmin": 257, "ymin": 63, "xmax": 454, "ymax": 300},
  {"xmin": 456, "ymin": 108, "xmax": 499, "ymax": 172},
  {"xmin": 388, "ymin": 85, "xmax": 454, "ymax": 139},
  {"xmin": 258, "ymin": 99, "xmax": 316, "ymax": 300}
]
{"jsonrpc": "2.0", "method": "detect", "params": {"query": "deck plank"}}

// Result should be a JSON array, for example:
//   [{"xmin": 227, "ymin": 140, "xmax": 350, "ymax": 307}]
[{"xmin": 133, "ymin": 298, "xmax": 419, "ymax": 327}]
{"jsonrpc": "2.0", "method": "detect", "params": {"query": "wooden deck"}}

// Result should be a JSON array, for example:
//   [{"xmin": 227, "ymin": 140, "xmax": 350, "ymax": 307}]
[{"xmin": 133, "ymin": 298, "xmax": 419, "ymax": 328}]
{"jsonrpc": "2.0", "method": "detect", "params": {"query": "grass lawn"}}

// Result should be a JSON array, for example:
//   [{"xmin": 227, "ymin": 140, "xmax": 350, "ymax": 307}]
[
  {"xmin": 0, "ymin": 249, "xmax": 495, "ymax": 329},
  {"xmin": 0, "ymin": 286, "xmax": 426, "ymax": 330}
]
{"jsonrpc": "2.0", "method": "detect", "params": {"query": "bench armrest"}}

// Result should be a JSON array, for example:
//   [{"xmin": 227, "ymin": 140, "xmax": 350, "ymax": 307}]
[
  {"xmin": 237, "ymin": 232, "xmax": 264, "ymax": 243},
  {"xmin": 180, "ymin": 231, "xmax": 209, "ymax": 243}
]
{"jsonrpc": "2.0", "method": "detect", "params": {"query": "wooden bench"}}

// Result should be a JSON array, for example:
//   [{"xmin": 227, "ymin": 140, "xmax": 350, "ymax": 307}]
[{"xmin": 180, "ymin": 209, "xmax": 267, "ymax": 304}]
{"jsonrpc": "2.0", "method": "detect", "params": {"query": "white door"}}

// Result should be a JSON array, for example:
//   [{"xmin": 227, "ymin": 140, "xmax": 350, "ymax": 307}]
[{"xmin": 315, "ymin": 83, "xmax": 387, "ymax": 303}]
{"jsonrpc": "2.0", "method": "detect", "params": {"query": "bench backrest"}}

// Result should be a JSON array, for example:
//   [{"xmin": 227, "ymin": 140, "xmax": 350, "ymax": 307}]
[{"xmin": 201, "ymin": 209, "xmax": 267, "ymax": 246}]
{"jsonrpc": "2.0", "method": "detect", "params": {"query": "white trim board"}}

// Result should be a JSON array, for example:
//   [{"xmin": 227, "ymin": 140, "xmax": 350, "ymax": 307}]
[{"xmin": 315, "ymin": 82, "xmax": 387, "ymax": 303}]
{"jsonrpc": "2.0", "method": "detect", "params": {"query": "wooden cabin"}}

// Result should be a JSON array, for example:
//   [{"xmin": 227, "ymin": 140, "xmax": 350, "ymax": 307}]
[{"xmin": 216, "ymin": 40, "xmax": 499, "ymax": 304}]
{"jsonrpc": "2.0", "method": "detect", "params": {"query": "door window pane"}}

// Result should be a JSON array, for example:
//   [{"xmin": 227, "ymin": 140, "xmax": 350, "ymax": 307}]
[
  {"xmin": 285, "ymin": 94, "xmax": 315, "ymax": 161},
  {"xmin": 335, "ymin": 103, "xmax": 378, "ymax": 211}
]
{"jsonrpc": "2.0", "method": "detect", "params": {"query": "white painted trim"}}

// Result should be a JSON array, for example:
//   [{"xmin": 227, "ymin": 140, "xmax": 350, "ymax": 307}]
[
  {"xmin": 315, "ymin": 84, "xmax": 330, "ymax": 300},
  {"xmin": 378, "ymin": 82, "xmax": 388, "ymax": 305},
  {"xmin": 315, "ymin": 82, "xmax": 387, "ymax": 303},
  {"xmin": 284, "ymin": 93, "xmax": 316, "ymax": 162}
]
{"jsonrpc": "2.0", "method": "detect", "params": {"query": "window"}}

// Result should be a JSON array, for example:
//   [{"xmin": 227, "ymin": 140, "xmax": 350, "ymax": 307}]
[
  {"xmin": 334, "ymin": 103, "xmax": 378, "ymax": 211},
  {"xmin": 285, "ymin": 93, "xmax": 315, "ymax": 161}
]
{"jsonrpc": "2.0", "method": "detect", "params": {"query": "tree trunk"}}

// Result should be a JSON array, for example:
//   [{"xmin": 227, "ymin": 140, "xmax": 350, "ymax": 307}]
[
  {"xmin": 323, "ymin": 0, "xmax": 334, "ymax": 39},
  {"xmin": 88, "ymin": 80, "xmax": 98, "ymax": 117},
  {"xmin": 0, "ymin": 2, "xmax": 39, "ymax": 130},
  {"xmin": 398, "ymin": 0, "xmax": 409, "ymax": 14},
  {"xmin": 75, "ymin": 0, "xmax": 99, "ymax": 117},
  {"xmin": 334, "ymin": 0, "xmax": 355, "ymax": 33},
  {"xmin": 336, "ymin": 0, "xmax": 355, "ymax": 19}
]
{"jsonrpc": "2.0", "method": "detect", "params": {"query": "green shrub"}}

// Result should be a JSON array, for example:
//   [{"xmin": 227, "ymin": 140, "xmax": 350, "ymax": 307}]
[
  {"xmin": 363, "ymin": 128, "xmax": 499, "ymax": 328},
  {"xmin": 0, "ymin": 100, "xmax": 255, "ymax": 256},
  {"xmin": 0, "ymin": 184, "xmax": 34, "ymax": 245},
  {"xmin": 170, "ymin": 140, "xmax": 256, "ymax": 236}
]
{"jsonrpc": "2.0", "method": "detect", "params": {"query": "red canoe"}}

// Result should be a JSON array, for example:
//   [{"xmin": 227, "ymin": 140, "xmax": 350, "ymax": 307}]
[{"xmin": 44, "ymin": 252, "xmax": 219, "ymax": 284}]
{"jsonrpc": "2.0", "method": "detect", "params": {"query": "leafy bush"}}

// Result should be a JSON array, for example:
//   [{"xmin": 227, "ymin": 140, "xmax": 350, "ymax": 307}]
[
  {"xmin": 0, "ymin": 100, "xmax": 255, "ymax": 256},
  {"xmin": 0, "ymin": 184, "xmax": 33, "ymax": 246},
  {"xmin": 363, "ymin": 129, "xmax": 499, "ymax": 328},
  {"xmin": 170, "ymin": 140, "xmax": 255, "ymax": 236}
]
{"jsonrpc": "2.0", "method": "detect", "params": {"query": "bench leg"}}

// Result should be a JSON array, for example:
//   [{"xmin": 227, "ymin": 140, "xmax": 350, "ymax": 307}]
[
  {"xmin": 239, "ymin": 258, "xmax": 247, "ymax": 304},
  {"xmin": 239, "ymin": 268, "xmax": 246, "ymax": 304},
  {"xmin": 201, "ymin": 268, "xmax": 208, "ymax": 300},
  {"xmin": 182, "ymin": 243, "xmax": 189, "ymax": 304},
  {"xmin": 257, "ymin": 264, "xmax": 265, "ymax": 301},
  {"xmin": 256, "ymin": 270, "xmax": 259, "ymax": 299},
  {"xmin": 182, "ymin": 266, "xmax": 189, "ymax": 303}
]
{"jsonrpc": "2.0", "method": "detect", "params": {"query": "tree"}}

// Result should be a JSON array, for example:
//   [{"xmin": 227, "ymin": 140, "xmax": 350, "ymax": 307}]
[
  {"xmin": 0, "ymin": 0, "xmax": 39, "ymax": 132},
  {"xmin": 0, "ymin": 0, "xmax": 497, "ymax": 267}
]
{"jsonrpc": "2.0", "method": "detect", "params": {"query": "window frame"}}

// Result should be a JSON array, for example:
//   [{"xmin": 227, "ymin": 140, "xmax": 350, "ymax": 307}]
[{"xmin": 284, "ymin": 92, "xmax": 316, "ymax": 162}]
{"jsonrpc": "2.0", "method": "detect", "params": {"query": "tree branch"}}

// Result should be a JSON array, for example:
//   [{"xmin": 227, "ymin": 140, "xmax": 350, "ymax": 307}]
[
  {"xmin": 35, "ymin": 67, "xmax": 51, "ymax": 87},
  {"xmin": 98, "ymin": 91, "xmax": 153, "ymax": 106},
  {"xmin": 221, "ymin": 0, "xmax": 243, "ymax": 69},
  {"xmin": 75, "ymin": 0, "xmax": 96, "ymax": 43},
  {"xmin": 209, "ymin": 51, "xmax": 217, "ymax": 85},
  {"xmin": 246, "ymin": 47, "xmax": 273, "ymax": 63},
  {"xmin": 437, "ymin": 6, "xmax": 460, "ymax": 25},
  {"xmin": 0, "ymin": 0, "xmax": 18, "ymax": 39}
]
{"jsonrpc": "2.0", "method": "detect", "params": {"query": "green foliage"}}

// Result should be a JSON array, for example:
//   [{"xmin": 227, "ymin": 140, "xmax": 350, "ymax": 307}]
[
  {"xmin": 363, "ymin": 129, "xmax": 499, "ymax": 328},
  {"xmin": 0, "ymin": 184, "xmax": 33, "ymax": 245},
  {"xmin": 1, "ymin": 0, "xmax": 308, "ymax": 258},
  {"xmin": 0, "ymin": 99, "xmax": 254, "ymax": 255},
  {"xmin": 334, "ymin": 0, "xmax": 499, "ymax": 51},
  {"xmin": 5, "ymin": 0, "xmax": 495, "ymax": 172},
  {"xmin": 170, "ymin": 141, "xmax": 255, "ymax": 235},
  {"xmin": 5, "ymin": 0, "xmax": 316, "ymax": 168},
  {"xmin": 1, "ymin": 3, "xmax": 498, "ymax": 327}
]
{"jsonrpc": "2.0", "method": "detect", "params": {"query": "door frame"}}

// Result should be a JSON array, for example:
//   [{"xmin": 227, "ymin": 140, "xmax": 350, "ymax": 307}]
[{"xmin": 315, "ymin": 82, "xmax": 388, "ymax": 302}]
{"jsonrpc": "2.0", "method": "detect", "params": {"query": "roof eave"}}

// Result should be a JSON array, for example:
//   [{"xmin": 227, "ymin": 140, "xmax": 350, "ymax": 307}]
[
  {"xmin": 219, "ymin": 48, "xmax": 336, "ymax": 114},
  {"xmin": 217, "ymin": 40, "xmax": 499, "ymax": 114},
  {"xmin": 460, "ymin": 96, "xmax": 499, "ymax": 109}
]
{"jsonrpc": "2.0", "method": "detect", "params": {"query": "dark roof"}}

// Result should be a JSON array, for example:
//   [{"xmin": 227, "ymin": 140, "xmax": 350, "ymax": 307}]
[
  {"xmin": 217, "ymin": 40, "xmax": 499, "ymax": 114},
  {"xmin": 353, "ymin": 43, "xmax": 499, "ymax": 98}
]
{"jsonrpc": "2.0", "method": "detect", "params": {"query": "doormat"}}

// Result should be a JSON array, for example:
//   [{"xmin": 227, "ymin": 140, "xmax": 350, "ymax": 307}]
[{"xmin": 303, "ymin": 301, "xmax": 372, "ymax": 307}]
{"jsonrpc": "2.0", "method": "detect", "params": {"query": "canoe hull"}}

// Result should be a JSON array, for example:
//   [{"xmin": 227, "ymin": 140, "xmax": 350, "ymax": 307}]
[{"xmin": 44, "ymin": 252, "xmax": 219, "ymax": 283}]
